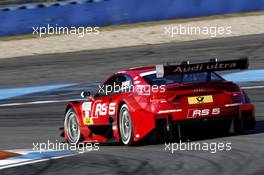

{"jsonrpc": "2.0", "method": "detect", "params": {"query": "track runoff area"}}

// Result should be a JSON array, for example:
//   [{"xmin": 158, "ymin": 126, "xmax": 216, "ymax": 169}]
[{"xmin": 0, "ymin": 34, "xmax": 264, "ymax": 174}]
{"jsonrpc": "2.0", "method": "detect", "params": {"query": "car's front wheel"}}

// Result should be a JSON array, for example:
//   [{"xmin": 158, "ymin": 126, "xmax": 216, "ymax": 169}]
[
  {"xmin": 119, "ymin": 104, "xmax": 134, "ymax": 145},
  {"xmin": 64, "ymin": 108, "xmax": 82, "ymax": 144}
]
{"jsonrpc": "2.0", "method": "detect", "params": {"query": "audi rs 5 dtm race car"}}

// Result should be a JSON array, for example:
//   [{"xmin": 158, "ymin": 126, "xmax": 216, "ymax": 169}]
[{"xmin": 62, "ymin": 58, "xmax": 255, "ymax": 145}]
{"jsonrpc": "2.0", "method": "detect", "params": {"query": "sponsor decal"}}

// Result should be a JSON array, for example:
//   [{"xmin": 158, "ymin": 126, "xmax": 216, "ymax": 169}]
[
  {"xmin": 82, "ymin": 101, "xmax": 116, "ymax": 125},
  {"xmin": 83, "ymin": 117, "xmax": 93, "ymax": 125},
  {"xmin": 161, "ymin": 58, "xmax": 248, "ymax": 76},
  {"xmin": 95, "ymin": 102, "xmax": 116, "ymax": 116},
  {"xmin": 172, "ymin": 62, "xmax": 237, "ymax": 73},
  {"xmin": 188, "ymin": 95, "xmax": 213, "ymax": 104},
  {"xmin": 187, "ymin": 108, "xmax": 220, "ymax": 118},
  {"xmin": 157, "ymin": 109, "xmax": 182, "ymax": 114}
]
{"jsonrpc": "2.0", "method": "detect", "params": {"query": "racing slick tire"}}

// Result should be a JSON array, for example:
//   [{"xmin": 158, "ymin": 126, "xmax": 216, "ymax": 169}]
[
  {"xmin": 234, "ymin": 117, "xmax": 244, "ymax": 134},
  {"xmin": 119, "ymin": 104, "xmax": 134, "ymax": 145},
  {"xmin": 64, "ymin": 108, "xmax": 82, "ymax": 144},
  {"xmin": 231, "ymin": 116, "xmax": 244, "ymax": 134}
]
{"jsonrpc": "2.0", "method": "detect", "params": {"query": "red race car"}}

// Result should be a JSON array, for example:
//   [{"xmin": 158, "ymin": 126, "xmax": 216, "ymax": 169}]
[{"xmin": 62, "ymin": 58, "xmax": 255, "ymax": 145}]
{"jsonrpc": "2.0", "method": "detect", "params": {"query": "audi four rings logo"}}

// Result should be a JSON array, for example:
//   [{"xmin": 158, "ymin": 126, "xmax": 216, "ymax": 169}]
[{"xmin": 193, "ymin": 88, "xmax": 205, "ymax": 92}]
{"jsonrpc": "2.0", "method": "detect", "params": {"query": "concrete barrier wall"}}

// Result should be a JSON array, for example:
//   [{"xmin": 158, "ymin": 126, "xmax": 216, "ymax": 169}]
[{"xmin": 0, "ymin": 0, "xmax": 264, "ymax": 36}]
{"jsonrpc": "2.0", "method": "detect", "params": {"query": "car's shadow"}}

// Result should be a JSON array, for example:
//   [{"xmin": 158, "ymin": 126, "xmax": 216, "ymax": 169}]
[
  {"xmin": 98, "ymin": 120, "xmax": 264, "ymax": 146},
  {"xmin": 246, "ymin": 120, "xmax": 264, "ymax": 134},
  {"xmin": 141, "ymin": 120, "xmax": 264, "ymax": 145}
]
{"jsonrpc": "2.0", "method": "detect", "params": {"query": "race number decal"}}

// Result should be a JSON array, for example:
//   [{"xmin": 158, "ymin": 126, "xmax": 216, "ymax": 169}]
[
  {"xmin": 82, "ymin": 102, "xmax": 93, "ymax": 125},
  {"xmin": 82, "ymin": 102, "xmax": 92, "ymax": 117}
]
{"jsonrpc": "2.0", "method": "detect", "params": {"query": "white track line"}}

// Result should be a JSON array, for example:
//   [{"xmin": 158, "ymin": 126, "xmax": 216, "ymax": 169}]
[
  {"xmin": 0, "ymin": 85, "xmax": 263, "ymax": 107},
  {"xmin": 0, "ymin": 99, "xmax": 83, "ymax": 107},
  {"xmin": 240, "ymin": 85, "xmax": 264, "ymax": 90},
  {"xmin": 0, "ymin": 154, "xmax": 75, "ymax": 170}
]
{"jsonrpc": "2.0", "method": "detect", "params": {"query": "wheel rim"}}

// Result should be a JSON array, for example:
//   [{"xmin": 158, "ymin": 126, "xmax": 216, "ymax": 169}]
[
  {"xmin": 119, "ymin": 107, "xmax": 132, "ymax": 144},
  {"xmin": 65, "ymin": 110, "xmax": 80, "ymax": 143}
]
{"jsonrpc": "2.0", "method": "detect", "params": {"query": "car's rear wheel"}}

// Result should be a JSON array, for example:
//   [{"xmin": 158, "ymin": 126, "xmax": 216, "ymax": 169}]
[
  {"xmin": 233, "ymin": 116, "xmax": 244, "ymax": 134},
  {"xmin": 64, "ymin": 108, "xmax": 81, "ymax": 144},
  {"xmin": 119, "ymin": 104, "xmax": 134, "ymax": 145}
]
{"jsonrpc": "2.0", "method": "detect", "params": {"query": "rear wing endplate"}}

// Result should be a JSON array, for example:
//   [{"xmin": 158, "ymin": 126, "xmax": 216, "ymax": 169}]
[{"xmin": 156, "ymin": 57, "xmax": 249, "ymax": 78}]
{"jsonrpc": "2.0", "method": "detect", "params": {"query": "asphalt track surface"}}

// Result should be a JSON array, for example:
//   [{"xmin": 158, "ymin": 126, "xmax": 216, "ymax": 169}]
[{"xmin": 1, "ymin": 34, "xmax": 264, "ymax": 175}]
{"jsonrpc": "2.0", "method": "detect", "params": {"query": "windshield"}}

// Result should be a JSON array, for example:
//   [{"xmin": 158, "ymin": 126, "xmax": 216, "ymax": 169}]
[{"xmin": 143, "ymin": 72, "xmax": 224, "ymax": 86}]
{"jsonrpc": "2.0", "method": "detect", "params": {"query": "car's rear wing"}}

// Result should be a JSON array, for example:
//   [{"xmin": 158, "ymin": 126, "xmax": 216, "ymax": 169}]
[{"xmin": 156, "ymin": 57, "xmax": 249, "ymax": 78}]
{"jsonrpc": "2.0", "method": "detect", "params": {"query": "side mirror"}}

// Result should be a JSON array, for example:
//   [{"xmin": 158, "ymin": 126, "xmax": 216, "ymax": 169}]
[{"xmin": 80, "ymin": 91, "xmax": 91, "ymax": 98}]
